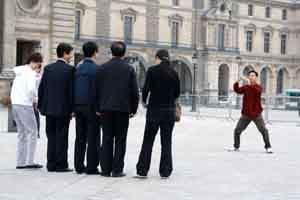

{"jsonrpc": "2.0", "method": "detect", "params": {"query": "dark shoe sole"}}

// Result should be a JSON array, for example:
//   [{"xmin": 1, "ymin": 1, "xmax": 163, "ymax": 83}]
[
  {"xmin": 16, "ymin": 166, "xmax": 27, "ymax": 169},
  {"xmin": 100, "ymin": 172, "xmax": 111, "ymax": 177},
  {"xmin": 134, "ymin": 175, "xmax": 148, "ymax": 179},
  {"xmin": 26, "ymin": 164, "xmax": 43, "ymax": 169},
  {"xmin": 111, "ymin": 173, "xmax": 126, "ymax": 178},
  {"xmin": 56, "ymin": 168, "xmax": 73, "ymax": 172}
]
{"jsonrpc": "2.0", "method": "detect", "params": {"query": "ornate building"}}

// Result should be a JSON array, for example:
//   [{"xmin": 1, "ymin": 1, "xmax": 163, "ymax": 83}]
[{"xmin": 1, "ymin": 0, "xmax": 300, "ymax": 101}]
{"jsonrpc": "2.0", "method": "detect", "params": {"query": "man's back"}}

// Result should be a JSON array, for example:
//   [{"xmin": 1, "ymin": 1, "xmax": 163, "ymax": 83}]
[
  {"xmin": 38, "ymin": 60, "xmax": 74, "ymax": 117},
  {"xmin": 143, "ymin": 63, "xmax": 180, "ymax": 109},
  {"xmin": 96, "ymin": 58, "xmax": 139, "ymax": 114},
  {"xmin": 74, "ymin": 59, "xmax": 97, "ymax": 106}
]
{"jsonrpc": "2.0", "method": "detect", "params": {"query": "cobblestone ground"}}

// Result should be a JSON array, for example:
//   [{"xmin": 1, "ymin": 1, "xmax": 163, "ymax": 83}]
[{"xmin": 0, "ymin": 111, "xmax": 300, "ymax": 200}]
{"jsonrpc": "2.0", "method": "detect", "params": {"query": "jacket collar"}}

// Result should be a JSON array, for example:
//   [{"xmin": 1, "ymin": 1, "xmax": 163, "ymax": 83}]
[
  {"xmin": 57, "ymin": 58, "xmax": 68, "ymax": 64},
  {"xmin": 83, "ymin": 58, "xmax": 95, "ymax": 63}
]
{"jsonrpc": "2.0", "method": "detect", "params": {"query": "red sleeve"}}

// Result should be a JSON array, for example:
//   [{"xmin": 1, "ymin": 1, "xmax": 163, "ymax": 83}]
[{"xmin": 234, "ymin": 82, "xmax": 245, "ymax": 94}]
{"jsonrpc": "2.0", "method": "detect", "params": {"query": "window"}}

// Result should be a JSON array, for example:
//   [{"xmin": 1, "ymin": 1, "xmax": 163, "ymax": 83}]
[
  {"xmin": 246, "ymin": 31, "xmax": 253, "ymax": 52},
  {"xmin": 171, "ymin": 21, "xmax": 180, "ymax": 47},
  {"xmin": 75, "ymin": 10, "xmax": 81, "ymax": 39},
  {"xmin": 124, "ymin": 15, "xmax": 134, "ymax": 44},
  {"xmin": 218, "ymin": 24, "xmax": 225, "ymax": 50},
  {"xmin": 282, "ymin": 9, "xmax": 287, "ymax": 20},
  {"xmin": 264, "ymin": 32, "xmax": 271, "ymax": 53},
  {"xmin": 281, "ymin": 34, "xmax": 287, "ymax": 55},
  {"xmin": 173, "ymin": 0, "xmax": 179, "ymax": 6},
  {"xmin": 265, "ymin": 7, "xmax": 271, "ymax": 18},
  {"xmin": 248, "ymin": 4, "xmax": 253, "ymax": 16}
]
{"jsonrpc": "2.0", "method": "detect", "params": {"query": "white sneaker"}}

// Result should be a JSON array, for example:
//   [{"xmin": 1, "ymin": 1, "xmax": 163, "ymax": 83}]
[
  {"xmin": 228, "ymin": 148, "xmax": 239, "ymax": 152},
  {"xmin": 266, "ymin": 148, "xmax": 273, "ymax": 154},
  {"xmin": 135, "ymin": 174, "xmax": 148, "ymax": 179}
]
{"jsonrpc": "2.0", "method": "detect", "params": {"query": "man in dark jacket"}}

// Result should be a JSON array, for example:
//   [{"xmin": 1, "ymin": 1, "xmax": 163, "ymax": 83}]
[
  {"xmin": 95, "ymin": 41, "xmax": 139, "ymax": 177},
  {"xmin": 38, "ymin": 43, "xmax": 75, "ymax": 172},
  {"xmin": 136, "ymin": 49, "xmax": 180, "ymax": 179},
  {"xmin": 74, "ymin": 42, "xmax": 101, "ymax": 175}
]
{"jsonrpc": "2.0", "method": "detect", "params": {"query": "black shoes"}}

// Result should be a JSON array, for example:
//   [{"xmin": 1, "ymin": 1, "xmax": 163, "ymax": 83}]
[
  {"xmin": 135, "ymin": 173, "xmax": 148, "ymax": 179},
  {"xmin": 16, "ymin": 164, "xmax": 43, "ymax": 169},
  {"xmin": 76, "ymin": 167, "xmax": 86, "ymax": 174},
  {"xmin": 55, "ymin": 168, "xmax": 73, "ymax": 172},
  {"xmin": 100, "ymin": 172, "xmax": 111, "ymax": 177},
  {"xmin": 111, "ymin": 172, "xmax": 126, "ymax": 178},
  {"xmin": 16, "ymin": 166, "xmax": 27, "ymax": 169},
  {"xmin": 86, "ymin": 169, "xmax": 101, "ymax": 175},
  {"xmin": 26, "ymin": 164, "xmax": 43, "ymax": 169}
]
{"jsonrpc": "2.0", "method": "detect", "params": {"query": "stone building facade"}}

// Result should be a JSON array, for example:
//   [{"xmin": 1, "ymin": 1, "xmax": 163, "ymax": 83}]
[{"xmin": 1, "ymin": 0, "xmax": 300, "ymax": 101}]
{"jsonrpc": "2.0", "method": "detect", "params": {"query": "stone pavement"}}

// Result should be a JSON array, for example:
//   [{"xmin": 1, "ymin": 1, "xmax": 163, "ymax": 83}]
[{"xmin": 0, "ymin": 112, "xmax": 300, "ymax": 200}]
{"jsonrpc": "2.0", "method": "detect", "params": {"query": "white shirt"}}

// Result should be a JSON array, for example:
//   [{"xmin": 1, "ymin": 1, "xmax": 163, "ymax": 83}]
[{"xmin": 11, "ymin": 65, "xmax": 38, "ymax": 106}]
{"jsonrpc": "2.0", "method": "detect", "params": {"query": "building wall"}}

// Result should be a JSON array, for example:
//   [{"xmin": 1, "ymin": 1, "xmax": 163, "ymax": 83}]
[{"xmin": 2, "ymin": 0, "xmax": 300, "ymax": 100}]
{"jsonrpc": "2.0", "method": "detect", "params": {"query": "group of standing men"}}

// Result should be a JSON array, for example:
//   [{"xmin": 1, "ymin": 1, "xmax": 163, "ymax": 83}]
[
  {"xmin": 11, "ymin": 41, "xmax": 180, "ymax": 179},
  {"xmin": 38, "ymin": 41, "xmax": 140, "ymax": 177}
]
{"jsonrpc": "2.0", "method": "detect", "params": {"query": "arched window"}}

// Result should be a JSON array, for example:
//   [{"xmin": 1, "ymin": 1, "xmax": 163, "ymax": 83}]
[{"xmin": 218, "ymin": 64, "xmax": 230, "ymax": 101}]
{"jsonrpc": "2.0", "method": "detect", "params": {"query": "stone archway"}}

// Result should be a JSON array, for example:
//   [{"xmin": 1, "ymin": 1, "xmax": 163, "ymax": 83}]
[
  {"xmin": 124, "ymin": 56, "xmax": 146, "ymax": 90},
  {"xmin": 276, "ymin": 68, "xmax": 289, "ymax": 94},
  {"xmin": 296, "ymin": 69, "xmax": 300, "ymax": 89},
  {"xmin": 172, "ymin": 60, "xmax": 192, "ymax": 94},
  {"xmin": 243, "ymin": 65, "xmax": 254, "ymax": 76},
  {"xmin": 260, "ymin": 67, "xmax": 273, "ymax": 94},
  {"xmin": 218, "ymin": 64, "xmax": 230, "ymax": 101}
]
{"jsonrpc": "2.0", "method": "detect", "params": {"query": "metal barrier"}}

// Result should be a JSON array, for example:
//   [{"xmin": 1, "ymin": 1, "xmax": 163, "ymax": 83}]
[{"xmin": 177, "ymin": 94, "xmax": 300, "ymax": 124}]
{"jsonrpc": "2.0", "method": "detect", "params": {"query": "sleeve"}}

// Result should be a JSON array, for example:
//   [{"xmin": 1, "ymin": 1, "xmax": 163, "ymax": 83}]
[
  {"xmin": 233, "ymin": 81, "xmax": 245, "ymax": 94},
  {"xmin": 70, "ymin": 67, "xmax": 75, "ymax": 113},
  {"xmin": 174, "ymin": 71, "xmax": 180, "ymax": 99},
  {"xmin": 37, "ymin": 70, "xmax": 46, "ymax": 110},
  {"xmin": 90, "ymin": 67, "xmax": 97, "ymax": 108},
  {"xmin": 95, "ymin": 67, "xmax": 103, "ymax": 113},
  {"xmin": 130, "ymin": 69, "xmax": 140, "ymax": 114},
  {"xmin": 27, "ymin": 71, "xmax": 38, "ymax": 103},
  {"xmin": 142, "ymin": 69, "xmax": 151, "ymax": 104}
]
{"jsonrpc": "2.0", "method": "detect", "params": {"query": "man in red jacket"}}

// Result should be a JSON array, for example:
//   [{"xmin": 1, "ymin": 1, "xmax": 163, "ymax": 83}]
[{"xmin": 233, "ymin": 70, "xmax": 273, "ymax": 153}]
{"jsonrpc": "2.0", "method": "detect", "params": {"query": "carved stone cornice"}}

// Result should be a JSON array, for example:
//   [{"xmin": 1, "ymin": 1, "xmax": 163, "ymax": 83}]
[{"xmin": 120, "ymin": 8, "xmax": 138, "ymax": 22}]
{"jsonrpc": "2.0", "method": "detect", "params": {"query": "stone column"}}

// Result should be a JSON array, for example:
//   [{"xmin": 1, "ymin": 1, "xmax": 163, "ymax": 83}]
[
  {"xmin": 96, "ymin": 0, "xmax": 111, "ymax": 39},
  {"xmin": 0, "ymin": 0, "xmax": 16, "ymax": 98},
  {"xmin": 0, "ymin": 0, "xmax": 3, "ymax": 69},
  {"xmin": 146, "ymin": 0, "xmax": 159, "ymax": 44},
  {"xmin": 1, "ymin": 0, "xmax": 16, "ymax": 70}
]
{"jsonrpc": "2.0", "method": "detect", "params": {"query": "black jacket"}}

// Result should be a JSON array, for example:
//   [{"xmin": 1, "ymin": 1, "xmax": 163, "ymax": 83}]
[
  {"xmin": 142, "ymin": 62, "xmax": 180, "ymax": 109},
  {"xmin": 38, "ymin": 60, "xmax": 75, "ymax": 117},
  {"xmin": 74, "ymin": 59, "xmax": 97, "ymax": 106},
  {"xmin": 95, "ymin": 57, "xmax": 139, "ymax": 114}
]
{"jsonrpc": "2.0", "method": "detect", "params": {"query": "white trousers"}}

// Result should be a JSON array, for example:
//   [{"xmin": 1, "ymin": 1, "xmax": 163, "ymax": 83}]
[{"xmin": 12, "ymin": 104, "xmax": 38, "ymax": 166}]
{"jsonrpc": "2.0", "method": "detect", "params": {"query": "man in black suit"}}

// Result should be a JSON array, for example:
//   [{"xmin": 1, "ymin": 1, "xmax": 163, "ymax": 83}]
[
  {"xmin": 38, "ymin": 43, "xmax": 75, "ymax": 172},
  {"xmin": 95, "ymin": 41, "xmax": 139, "ymax": 177}
]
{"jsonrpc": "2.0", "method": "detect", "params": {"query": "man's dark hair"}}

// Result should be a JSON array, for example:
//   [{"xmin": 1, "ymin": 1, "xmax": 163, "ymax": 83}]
[
  {"xmin": 56, "ymin": 43, "xmax": 73, "ymax": 58},
  {"xmin": 155, "ymin": 49, "xmax": 170, "ymax": 62},
  {"xmin": 248, "ymin": 70, "xmax": 258, "ymax": 77},
  {"xmin": 110, "ymin": 41, "xmax": 126, "ymax": 57},
  {"xmin": 26, "ymin": 52, "xmax": 43, "ymax": 64},
  {"xmin": 83, "ymin": 42, "xmax": 98, "ymax": 58}
]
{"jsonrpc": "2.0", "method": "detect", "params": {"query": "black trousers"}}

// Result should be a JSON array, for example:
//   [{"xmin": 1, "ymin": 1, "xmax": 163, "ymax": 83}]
[
  {"xmin": 234, "ymin": 114, "xmax": 272, "ymax": 149},
  {"xmin": 74, "ymin": 105, "xmax": 101, "ymax": 173},
  {"xmin": 137, "ymin": 109, "xmax": 175, "ymax": 177},
  {"xmin": 100, "ymin": 112, "xmax": 129, "ymax": 174},
  {"xmin": 46, "ymin": 116, "xmax": 70, "ymax": 171}
]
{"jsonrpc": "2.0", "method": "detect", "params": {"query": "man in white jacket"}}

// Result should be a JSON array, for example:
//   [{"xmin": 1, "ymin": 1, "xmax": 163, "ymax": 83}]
[{"xmin": 11, "ymin": 53, "xmax": 43, "ymax": 169}]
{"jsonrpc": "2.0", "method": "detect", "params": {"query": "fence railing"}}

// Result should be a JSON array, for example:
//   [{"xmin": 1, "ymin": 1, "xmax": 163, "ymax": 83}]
[{"xmin": 177, "ymin": 94, "xmax": 300, "ymax": 124}]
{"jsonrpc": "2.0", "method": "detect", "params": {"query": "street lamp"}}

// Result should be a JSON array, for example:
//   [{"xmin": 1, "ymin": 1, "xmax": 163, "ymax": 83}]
[
  {"xmin": 191, "ymin": 52, "xmax": 198, "ymax": 112},
  {"xmin": 235, "ymin": 56, "xmax": 242, "ymax": 109}
]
